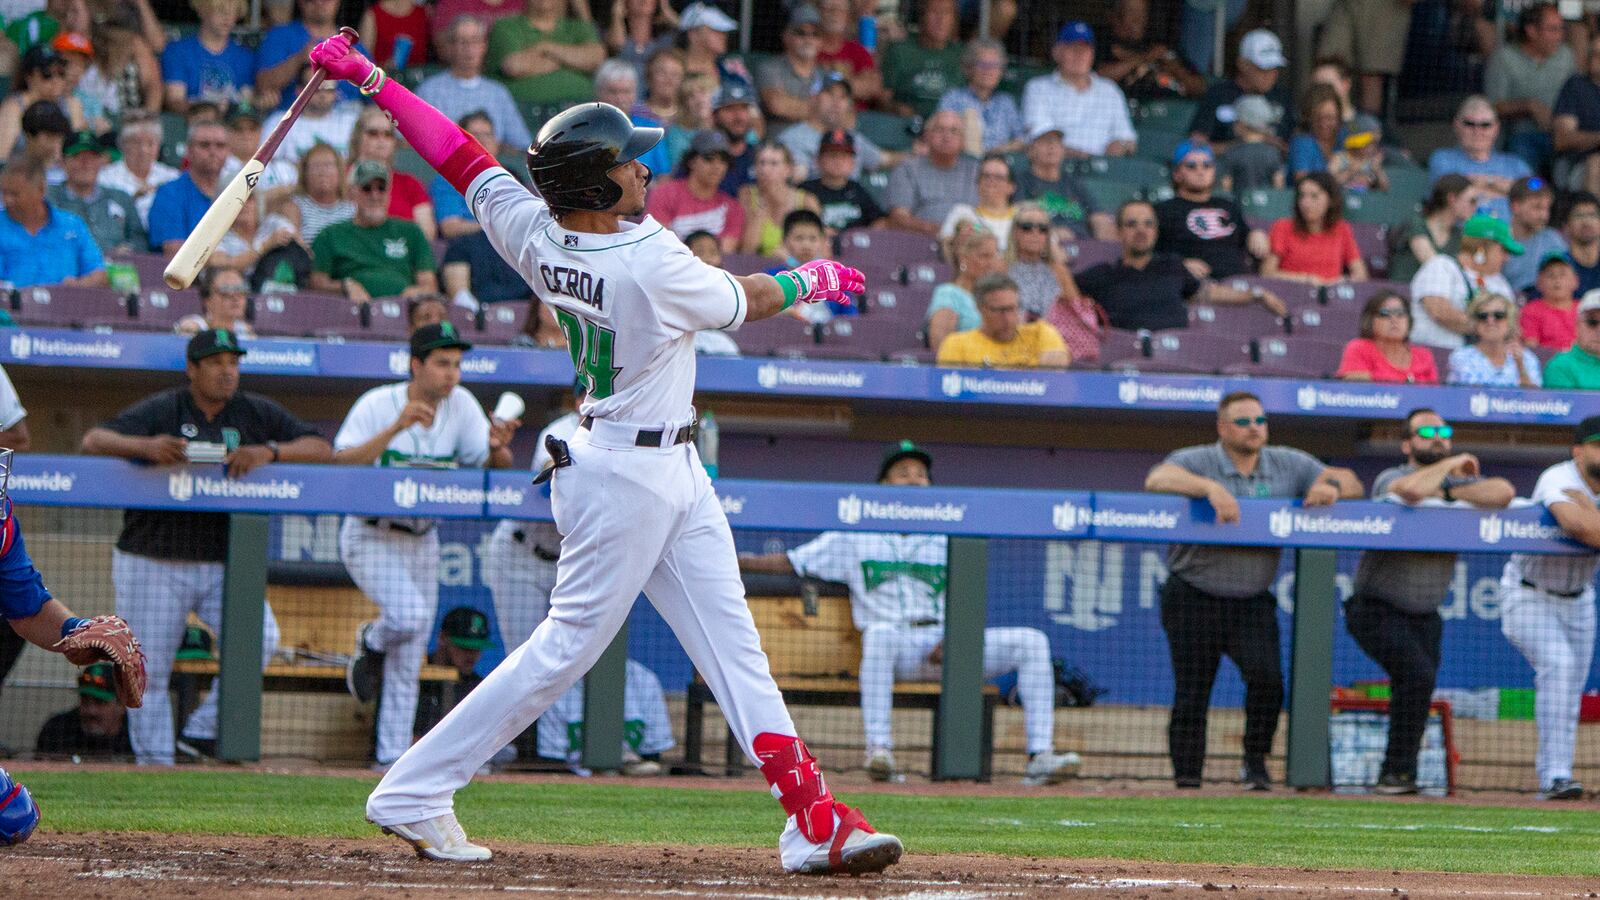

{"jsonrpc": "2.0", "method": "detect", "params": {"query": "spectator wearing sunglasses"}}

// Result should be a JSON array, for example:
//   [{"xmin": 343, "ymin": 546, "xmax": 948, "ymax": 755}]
[
  {"xmin": 1350, "ymin": 408, "xmax": 1514, "ymax": 796},
  {"xmin": 1144, "ymin": 390, "xmax": 1362, "ymax": 791},
  {"xmin": 1447, "ymin": 294, "xmax": 1541, "ymax": 387},
  {"xmin": 1337, "ymin": 291, "xmax": 1440, "ymax": 384},
  {"xmin": 1408, "ymin": 214, "xmax": 1521, "ymax": 350},
  {"xmin": 1543, "ymin": 291, "xmax": 1600, "ymax": 388},
  {"xmin": 309, "ymin": 161, "xmax": 437, "ymax": 301},
  {"xmin": 1503, "ymin": 177, "xmax": 1568, "ymax": 293},
  {"xmin": 1427, "ymin": 98, "xmax": 1530, "ymax": 223},
  {"xmin": 1156, "ymin": 140, "xmax": 1270, "ymax": 281}
]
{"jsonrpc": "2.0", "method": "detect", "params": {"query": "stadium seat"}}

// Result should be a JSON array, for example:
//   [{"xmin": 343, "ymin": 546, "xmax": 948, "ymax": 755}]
[
  {"xmin": 393, "ymin": 145, "xmax": 434, "ymax": 183},
  {"xmin": 1187, "ymin": 302, "xmax": 1288, "ymax": 336},
  {"xmin": 856, "ymin": 110, "xmax": 917, "ymax": 152},
  {"xmin": 112, "ymin": 252, "xmax": 171, "ymax": 292},
  {"xmin": 10, "ymin": 284, "xmax": 132, "ymax": 328},
  {"xmin": 316, "ymin": 297, "xmax": 413, "ymax": 341},
  {"xmin": 1286, "ymin": 303, "xmax": 1362, "ymax": 341},
  {"xmin": 861, "ymin": 169, "xmax": 890, "ymax": 209},
  {"xmin": 1225, "ymin": 336, "xmax": 1346, "ymax": 378},
  {"xmin": 159, "ymin": 112, "xmax": 188, "ymax": 167},
  {"xmin": 722, "ymin": 252, "xmax": 781, "ymax": 276},
  {"xmin": 838, "ymin": 228, "xmax": 939, "ymax": 261},
  {"xmin": 1344, "ymin": 190, "xmax": 1419, "ymax": 225},
  {"xmin": 127, "ymin": 287, "xmax": 202, "ymax": 331},
  {"xmin": 818, "ymin": 314, "xmax": 919, "ymax": 353},
  {"xmin": 733, "ymin": 313, "xmax": 815, "ymax": 356},
  {"xmin": 1071, "ymin": 156, "xmax": 1167, "ymax": 187},
  {"xmin": 449, "ymin": 300, "xmax": 530, "ymax": 345},
  {"xmin": 1238, "ymin": 187, "xmax": 1295, "ymax": 221},
  {"xmin": 1350, "ymin": 222, "xmax": 1390, "ymax": 276},
  {"xmin": 774, "ymin": 342, "xmax": 881, "ymax": 361},
  {"xmin": 1064, "ymin": 238, "xmax": 1120, "ymax": 272},
  {"xmin": 1132, "ymin": 129, "xmax": 1185, "ymax": 166},
  {"xmin": 1129, "ymin": 98, "xmax": 1200, "ymax": 133},
  {"xmin": 1321, "ymin": 279, "xmax": 1409, "ymax": 307},
  {"xmin": 1218, "ymin": 275, "xmax": 1320, "ymax": 308},
  {"xmin": 1076, "ymin": 176, "xmax": 1142, "ymax": 212},
  {"xmin": 1101, "ymin": 329, "xmax": 1254, "ymax": 374},
  {"xmin": 250, "ymin": 291, "xmax": 363, "ymax": 337},
  {"xmin": 1383, "ymin": 166, "xmax": 1431, "ymax": 208},
  {"xmin": 859, "ymin": 282, "xmax": 933, "ymax": 319}
]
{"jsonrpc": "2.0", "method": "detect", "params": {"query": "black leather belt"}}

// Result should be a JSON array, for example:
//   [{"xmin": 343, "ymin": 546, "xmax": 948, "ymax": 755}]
[
  {"xmin": 909, "ymin": 619, "xmax": 941, "ymax": 628},
  {"xmin": 511, "ymin": 529, "xmax": 559, "ymax": 561},
  {"xmin": 1522, "ymin": 579, "xmax": 1584, "ymax": 599},
  {"xmin": 364, "ymin": 517, "xmax": 435, "ymax": 536},
  {"xmin": 580, "ymin": 415, "xmax": 698, "ymax": 447}
]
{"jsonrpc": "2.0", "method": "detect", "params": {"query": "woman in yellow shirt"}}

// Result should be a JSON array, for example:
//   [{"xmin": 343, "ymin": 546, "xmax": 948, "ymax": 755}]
[{"xmin": 738, "ymin": 141, "xmax": 819, "ymax": 255}]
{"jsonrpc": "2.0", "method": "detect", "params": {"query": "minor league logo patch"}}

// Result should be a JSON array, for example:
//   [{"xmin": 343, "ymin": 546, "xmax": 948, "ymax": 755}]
[{"xmin": 564, "ymin": 235, "xmax": 579, "ymax": 247}]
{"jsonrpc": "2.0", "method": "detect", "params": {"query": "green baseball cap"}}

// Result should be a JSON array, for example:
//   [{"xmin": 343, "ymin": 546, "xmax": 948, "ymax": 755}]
[
  {"xmin": 175, "ymin": 624, "xmax": 214, "ymax": 661},
  {"xmin": 878, "ymin": 439, "xmax": 932, "ymax": 482},
  {"xmin": 77, "ymin": 661, "xmax": 118, "ymax": 702},
  {"xmin": 1576, "ymin": 415, "xmax": 1600, "ymax": 445},
  {"xmin": 410, "ymin": 321, "xmax": 472, "ymax": 359},
  {"xmin": 441, "ymin": 606, "xmax": 492, "ymax": 650},
  {"xmin": 63, "ymin": 129, "xmax": 116, "ymax": 158},
  {"xmin": 348, "ymin": 158, "xmax": 391, "ymax": 188},
  {"xmin": 1462, "ymin": 214, "xmax": 1524, "ymax": 255}
]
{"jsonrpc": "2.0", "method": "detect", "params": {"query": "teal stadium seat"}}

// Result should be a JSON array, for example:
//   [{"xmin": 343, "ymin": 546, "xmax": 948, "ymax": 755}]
[
  {"xmin": 159, "ymin": 113, "xmax": 188, "ymax": 168},
  {"xmin": 1383, "ymin": 165, "xmax": 1431, "ymax": 208},
  {"xmin": 857, "ymin": 110, "xmax": 916, "ymax": 153},
  {"xmin": 1133, "ymin": 128, "xmax": 1185, "ymax": 166},
  {"xmin": 1344, "ymin": 189, "xmax": 1420, "ymax": 225},
  {"xmin": 1129, "ymin": 97, "xmax": 1200, "ymax": 133},
  {"xmin": 1238, "ymin": 187, "xmax": 1295, "ymax": 221},
  {"xmin": 1077, "ymin": 176, "xmax": 1143, "ymax": 210},
  {"xmin": 1071, "ymin": 156, "xmax": 1167, "ymax": 188}
]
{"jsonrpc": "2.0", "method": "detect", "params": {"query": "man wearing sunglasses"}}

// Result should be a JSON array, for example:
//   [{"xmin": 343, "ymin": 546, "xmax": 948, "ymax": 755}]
[
  {"xmin": 1498, "ymin": 414, "xmax": 1600, "ymax": 800},
  {"xmin": 310, "ymin": 161, "xmax": 438, "ymax": 301},
  {"xmin": 1427, "ymin": 98, "xmax": 1530, "ymax": 222},
  {"xmin": 1543, "ymin": 290, "xmax": 1600, "ymax": 388},
  {"xmin": 1144, "ymin": 391, "xmax": 1361, "ymax": 790},
  {"xmin": 1352, "ymin": 409, "xmax": 1513, "ymax": 795},
  {"xmin": 1155, "ymin": 140, "xmax": 1272, "ymax": 281}
]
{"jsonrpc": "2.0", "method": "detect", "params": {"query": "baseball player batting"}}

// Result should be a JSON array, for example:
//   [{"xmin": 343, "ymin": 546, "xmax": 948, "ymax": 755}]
[
  {"xmin": 0, "ymin": 448, "xmax": 147, "ymax": 846},
  {"xmin": 308, "ymin": 34, "xmax": 901, "ymax": 875}
]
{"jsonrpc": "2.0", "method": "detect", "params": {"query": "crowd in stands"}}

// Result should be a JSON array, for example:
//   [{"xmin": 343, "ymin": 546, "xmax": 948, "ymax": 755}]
[{"xmin": 2, "ymin": 0, "xmax": 1600, "ymax": 383}]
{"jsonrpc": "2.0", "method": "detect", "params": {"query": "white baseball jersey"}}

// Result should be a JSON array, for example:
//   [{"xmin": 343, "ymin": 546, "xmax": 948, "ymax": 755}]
[
  {"xmin": 0, "ymin": 363, "xmax": 26, "ymax": 431},
  {"xmin": 466, "ymin": 168, "xmax": 748, "ymax": 427},
  {"xmin": 1505, "ymin": 460, "xmax": 1600, "ymax": 596},
  {"xmin": 787, "ymin": 532, "xmax": 947, "ymax": 630},
  {"xmin": 334, "ymin": 382, "xmax": 492, "ymax": 468}
]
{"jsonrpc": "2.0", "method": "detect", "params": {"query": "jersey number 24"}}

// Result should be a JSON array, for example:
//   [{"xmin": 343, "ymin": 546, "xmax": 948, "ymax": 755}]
[{"xmin": 555, "ymin": 308, "xmax": 621, "ymax": 399}]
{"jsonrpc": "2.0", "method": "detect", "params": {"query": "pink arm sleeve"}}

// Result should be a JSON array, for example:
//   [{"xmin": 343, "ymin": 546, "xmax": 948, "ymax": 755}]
[{"xmin": 370, "ymin": 79, "xmax": 499, "ymax": 195}]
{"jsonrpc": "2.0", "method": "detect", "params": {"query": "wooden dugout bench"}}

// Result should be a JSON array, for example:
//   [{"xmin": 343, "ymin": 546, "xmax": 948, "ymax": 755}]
[{"xmin": 682, "ymin": 575, "xmax": 997, "ymax": 780}]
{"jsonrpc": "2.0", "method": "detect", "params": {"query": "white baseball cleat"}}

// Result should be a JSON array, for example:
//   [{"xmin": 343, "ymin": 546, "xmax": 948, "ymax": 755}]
[
  {"xmin": 378, "ymin": 812, "xmax": 493, "ymax": 861},
  {"xmin": 863, "ymin": 748, "xmax": 896, "ymax": 782},
  {"xmin": 1021, "ymin": 750, "xmax": 1082, "ymax": 786},
  {"xmin": 778, "ymin": 804, "xmax": 903, "ymax": 875}
]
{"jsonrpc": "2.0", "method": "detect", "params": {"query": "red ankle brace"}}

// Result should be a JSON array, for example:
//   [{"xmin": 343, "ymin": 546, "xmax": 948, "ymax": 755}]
[{"xmin": 753, "ymin": 733, "xmax": 834, "ymax": 843}]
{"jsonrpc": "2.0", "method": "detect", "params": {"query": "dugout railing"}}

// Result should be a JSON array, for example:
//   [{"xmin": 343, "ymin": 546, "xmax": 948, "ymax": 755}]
[{"xmin": 0, "ymin": 455, "xmax": 1589, "ymax": 789}]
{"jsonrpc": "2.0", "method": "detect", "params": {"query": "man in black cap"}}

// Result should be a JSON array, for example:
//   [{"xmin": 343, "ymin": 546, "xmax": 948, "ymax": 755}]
[
  {"xmin": 336, "ymin": 323, "xmax": 520, "ymax": 770},
  {"xmin": 1498, "ymin": 414, "xmax": 1600, "ymax": 800},
  {"xmin": 778, "ymin": 72, "xmax": 892, "ymax": 181},
  {"xmin": 800, "ymin": 129, "xmax": 887, "ymax": 233},
  {"xmin": 35, "ymin": 662, "xmax": 134, "ymax": 758},
  {"xmin": 741, "ymin": 440, "xmax": 1082, "ymax": 786},
  {"xmin": 47, "ymin": 130, "xmax": 145, "ymax": 255},
  {"xmin": 710, "ymin": 80, "xmax": 759, "ymax": 196},
  {"xmin": 80, "ymin": 328, "xmax": 333, "ymax": 765}
]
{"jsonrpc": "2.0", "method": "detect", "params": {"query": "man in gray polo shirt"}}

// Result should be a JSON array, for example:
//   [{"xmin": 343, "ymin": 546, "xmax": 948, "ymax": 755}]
[
  {"xmin": 1144, "ymin": 390, "xmax": 1362, "ymax": 790},
  {"xmin": 1352, "ymin": 408, "xmax": 1513, "ymax": 796}
]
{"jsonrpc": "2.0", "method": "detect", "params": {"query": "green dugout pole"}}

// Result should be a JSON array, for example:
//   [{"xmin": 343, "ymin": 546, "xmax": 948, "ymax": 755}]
[
  {"xmin": 582, "ymin": 622, "xmax": 629, "ymax": 771},
  {"xmin": 217, "ymin": 513, "xmax": 269, "ymax": 762},
  {"xmin": 1286, "ymin": 547, "xmax": 1338, "ymax": 788},
  {"xmin": 935, "ymin": 536, "xmax": 988, "ymax": 780}
]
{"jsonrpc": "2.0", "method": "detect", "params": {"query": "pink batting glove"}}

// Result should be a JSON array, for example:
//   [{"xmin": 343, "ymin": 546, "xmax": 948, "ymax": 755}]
[
  {"xmin": 308, "ymin": 32, "xmax": 375, "ymax": 85},
  {"xmin": 790, "ymin": 259, "xmax": 865, "ymax": 307}
]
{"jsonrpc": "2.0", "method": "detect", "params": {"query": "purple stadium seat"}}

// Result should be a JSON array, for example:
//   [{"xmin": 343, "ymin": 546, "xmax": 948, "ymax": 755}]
[
  {"xmin": 10, "ymin": 284, "xmax": 132, "ymax": 328},
  {"xmin": 127, "ymin": 287, "xmax": 201, "ymax": 330},
  {"xmin": 1287, "ymin": 303, "xmax": 1362, "ymax": 341},
  {"xmin": 773, "ymin": 343, "xmax": 881, "ymax": 361},
  {"xmin": 734, "ymin": 314, "xmax": 815, "ymax": 356},
  {"xmin": 1321, "ymin": 279, "xmax": 1408, "ymax": 308},
  {"xmin": 313, "ymin": 297, "xmax": 412, "ymax": 341},
  {"xmin": 859, "ymin": 282, "xmax": 933, "ymax": 319},
  {"xmin": 837, "ymin": 227, "xmax": 939, "ymax": 261},
  {"xmin": 1350, "ymin": 222, "xmax": 1389, "ymax": 277},
  {"xmin": 886, "ymin": 347, "xmax": 934, "ymax": 365},
  {"xmin": 1224, "ymin": 336, "xmax": 1347, "ymax": 378},
  {"xmin": 250, "ymin": 291, "xmax": 362, "ymax": 337},
  {"xmin": 819, "ymin": 315, "xmax": 921, "ymax": 354},
  {"xmin": 1102, "ymin": 330, "xmax": 1253, "ymax": 374},
  {"xmin": 1065, "ymin": 238, "xmax": 1120, "ymax": 273},
  {"xmin": 722, "ymin": 252, "xmax": 781, "ymax": 276},
  {"xmin": 1187, "ymin": 302, "xmax": 1287, "ymax": 336},
  {"xmin": 110, "ymin": 251, "xmax": 169, "ymax": 292},
  {"xmin": 449, "ymin": 301, "xmax": 530, "ymax": 345},
  {"xmin": 1217, "ymin": 275, "xmax": 1319, "ymax": 309}
]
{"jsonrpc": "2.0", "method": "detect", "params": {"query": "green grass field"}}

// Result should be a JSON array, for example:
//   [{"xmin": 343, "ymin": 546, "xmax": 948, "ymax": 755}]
[{"xmin": 13, "ymin": 768, "xmax": 1600, "ymax": 875}]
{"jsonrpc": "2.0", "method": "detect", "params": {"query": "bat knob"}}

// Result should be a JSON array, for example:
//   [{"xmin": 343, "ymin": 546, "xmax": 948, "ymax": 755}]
[{"xmin": 338, "ymin": 26, "xmax": 359, "ymax": 42}]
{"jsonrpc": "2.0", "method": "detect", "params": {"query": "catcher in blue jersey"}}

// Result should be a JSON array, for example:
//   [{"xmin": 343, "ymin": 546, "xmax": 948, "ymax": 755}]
[{"xmin": 0, "ymin": 449, "xmax": 146, "ymax": 847}]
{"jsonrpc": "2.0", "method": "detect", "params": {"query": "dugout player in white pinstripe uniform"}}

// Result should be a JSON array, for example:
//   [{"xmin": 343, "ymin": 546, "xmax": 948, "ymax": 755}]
[
  {"xmin": 1499, "ymin": 414, "xmax": 1600, "ymax": 800},
  {"xmin": 338, "ymin": 323, "xmax": 521, "ymax": 769}
]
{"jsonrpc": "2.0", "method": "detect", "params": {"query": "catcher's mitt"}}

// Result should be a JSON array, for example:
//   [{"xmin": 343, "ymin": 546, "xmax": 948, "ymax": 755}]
[{"xmin": 51, "ymin": 616, "xmax": 147, "ymax": 708}]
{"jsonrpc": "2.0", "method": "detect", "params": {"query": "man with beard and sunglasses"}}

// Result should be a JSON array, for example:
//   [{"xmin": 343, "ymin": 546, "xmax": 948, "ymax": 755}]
[
  {"xmin": 1498, "ymin": 414, "xmax": 1600, "ymax": 800},
  {"xmin": 1350, "ymin": 409, "xmax": 1513, "ymax": 795}
]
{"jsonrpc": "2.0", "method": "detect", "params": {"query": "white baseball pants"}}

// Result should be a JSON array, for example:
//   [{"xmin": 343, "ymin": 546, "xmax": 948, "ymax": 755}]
[
  {"xmin": 1499, "ymin": 578, "xmax": 1596, "ymax": 791},
  {"xmin": 340, "ymin": 518, "xmax": 440, "ymax": 766},
  {"xmin": 369, "ymin": 429, "xmax": 794, "ymax": 826},
  {"xmin": 113, "ymin": 550, "xmax": 280, "ymax": 766},
  {"xmin": 483, "ymin": 522, "xmax": 676, "ymax": 761},
  {"xmin": 860, "ymin": 623, "xmax": 1057, "ymax": 756}
]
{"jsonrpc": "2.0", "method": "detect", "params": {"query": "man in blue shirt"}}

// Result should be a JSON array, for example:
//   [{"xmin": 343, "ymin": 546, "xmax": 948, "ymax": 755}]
[
  {"xmin": 147, "ymin": 121, "xmax": 230, "ymax": 255},
  {"xmin": 1428, "ymin": 97, "xmax": 1532, "ymax": 222},
  {"xmin": 253, "ymin": 0, "xmax": 363, "ymax": 109},
  {"xmin": 0, "ymin": 157, "xmax": 106, "ymax": 288},
  {"xmin": 161, "ymin": 0, "xmax": 256, "ymax": 113}
]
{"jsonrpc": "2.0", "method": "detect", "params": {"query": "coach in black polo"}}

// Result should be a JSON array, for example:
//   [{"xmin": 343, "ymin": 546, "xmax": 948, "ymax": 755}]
[
  {"xmin": 80, "ymin": 327, "xmax": 332, "ymax": 766},
  {"xmin": 1143, "ymin": 390, "xmax": 1362, "ymax": 791}
]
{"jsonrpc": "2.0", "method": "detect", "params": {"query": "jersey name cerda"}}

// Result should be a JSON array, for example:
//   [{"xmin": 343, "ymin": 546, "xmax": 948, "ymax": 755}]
[{"xmin": 467, "ymin": 167, "xmax": 749, "ymax": 428}]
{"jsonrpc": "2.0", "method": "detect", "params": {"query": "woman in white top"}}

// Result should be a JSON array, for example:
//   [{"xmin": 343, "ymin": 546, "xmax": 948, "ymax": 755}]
[
  {"xmin": 939, "ymin": 152, "xmax": 1018, "ymax": 252},
  {"xmin": 1005, "ymin": 202, "xmax": 1077, "ymax": 318},
  {"xmin": 282, "ymin": 143, "xmax": 355, "ymax": 245},
  {"xmin": 1407, "ymin": 214, "xmax": 1519, "ymax": 350},
  {"xmin": 1447, "ymin": 293, "xmax": 1541, "ymax": 387}
]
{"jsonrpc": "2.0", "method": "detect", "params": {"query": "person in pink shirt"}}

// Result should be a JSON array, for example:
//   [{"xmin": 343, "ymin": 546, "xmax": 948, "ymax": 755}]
[
  {"xmin": 1261, "ymin": 172, "xmax": 1369, "ymax": 284},
  {"xmin": 646, "ymin": 128, "xmax": 745, "ymax": 251},
  {"xmin": 1337, "ymin": 290, "xmax": 1440, "ymax": 383},
  {"xmin": 431, "ymin": 0, "xmax": 523, "ymax": 39},
  {"xmin": 1522, "ymin": 253, "xmax": 1580, "ymax": 350}
]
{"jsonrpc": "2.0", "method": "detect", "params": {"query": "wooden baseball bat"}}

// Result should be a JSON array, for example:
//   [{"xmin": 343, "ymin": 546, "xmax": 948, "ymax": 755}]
[{"xmin": 163, "ymin": 26, "xmax": 359, "ymax": 290}]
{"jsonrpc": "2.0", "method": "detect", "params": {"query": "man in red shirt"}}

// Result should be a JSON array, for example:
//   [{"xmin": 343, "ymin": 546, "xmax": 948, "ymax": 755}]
[{"xmin": 816, "ymin": 0, "xmax": 880, "ymax": 107}]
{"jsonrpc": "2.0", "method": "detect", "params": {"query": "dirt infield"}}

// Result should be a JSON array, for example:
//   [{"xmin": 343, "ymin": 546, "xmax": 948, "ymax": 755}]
[{"xmin": 8, "ymin": 833, "xmax": 1599, "ymax": 899}]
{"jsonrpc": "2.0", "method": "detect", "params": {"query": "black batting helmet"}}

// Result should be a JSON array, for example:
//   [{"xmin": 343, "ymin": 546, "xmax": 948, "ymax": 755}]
[{"xmin": 526, "ymin": 103, "xmax": 663, "ymax": 212}]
